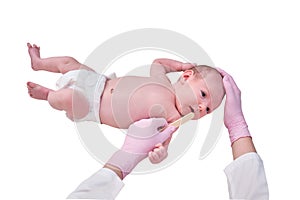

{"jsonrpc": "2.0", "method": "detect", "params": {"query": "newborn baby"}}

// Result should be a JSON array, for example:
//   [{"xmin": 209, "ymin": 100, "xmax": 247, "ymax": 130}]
[{"xmin": 27, "ymin": 43, "xmax": 225, "ymax": 163}]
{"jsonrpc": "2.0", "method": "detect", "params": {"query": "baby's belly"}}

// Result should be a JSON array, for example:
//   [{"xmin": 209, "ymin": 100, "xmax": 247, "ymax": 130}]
[{"xmin": 100, "ymin": 77, "xmax": 179, "ymax": 128}]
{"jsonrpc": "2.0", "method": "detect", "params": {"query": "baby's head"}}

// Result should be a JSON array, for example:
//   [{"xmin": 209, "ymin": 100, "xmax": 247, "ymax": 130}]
[{"xmin": 174, "ymin": 65, "xmax": 225, "ymax": 119}]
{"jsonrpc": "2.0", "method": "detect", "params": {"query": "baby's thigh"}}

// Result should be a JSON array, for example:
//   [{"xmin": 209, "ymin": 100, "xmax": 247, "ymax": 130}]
[
  {"xmin": 48, "ymin": 88, "xmax": 73, "ymax": 111},
  {"xmin": 72, "ymin": 89, "xmax": 89, "ymax": 119},
  {"xmin": 48, "ymin": 88, "xmax": 89, "ymax": 120}
]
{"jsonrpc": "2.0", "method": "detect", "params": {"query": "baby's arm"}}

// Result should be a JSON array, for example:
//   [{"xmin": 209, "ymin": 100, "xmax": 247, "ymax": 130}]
[
  {"xmin": 149, "ymin": 58, "xmax": 191, "ymax": 163},
  {"xmin": 150, "ymin": 58, "xmax": 195, "ymax": 78}
]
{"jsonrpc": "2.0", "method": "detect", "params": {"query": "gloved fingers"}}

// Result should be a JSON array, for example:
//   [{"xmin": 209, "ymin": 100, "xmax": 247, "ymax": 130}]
[
  {"xmin": 223, "ymin": 75, "xmax": 241, "ymax": 96},
  {"xmin": 128, "ymin": 118, "xmax": 168, "ymax": 138},
  {"xmin": 216, "ymin": 67, "xmax": 228, "ymax": 77},
  {"xmin": 222, "ymin": 75, "xmax": 234, "ymax": 95},
  {"xmin": 132, "ymin": 118, "xmax": 167, "ymax": 130},
  {"xmin": 156, "ymin": 126, "xmax": 176, "ymax": 144},
  {"xmin": 216, "ymin": 68, "xmax": 237, "ymax": 94},
  {"xmin": 216, "ymin": 68, "xmax": 239, "ymax": 91},
  {"xmin": 132, "ymin": 118, "xmax": 152, "ymax": 128},
  {"xmin": 217, "ymin": 68, "xmax": 239, "ymax": 94},
  {"xmin": 150, "ymin": 118, "xmax": 168, "ymax": 129}
]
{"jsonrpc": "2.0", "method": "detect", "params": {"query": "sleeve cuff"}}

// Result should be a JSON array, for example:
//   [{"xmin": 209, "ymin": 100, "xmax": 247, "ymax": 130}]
[
  {"xmin": 224, "ymin": 152, "xmax": 261, "ymax": 175},
  {"xmin": 67, "ymin": 168, "xmax": 124, "ymax": 199}
]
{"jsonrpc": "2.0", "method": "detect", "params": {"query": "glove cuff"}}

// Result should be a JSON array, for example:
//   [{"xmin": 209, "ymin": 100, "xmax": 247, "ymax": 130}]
[
  {"xmin": 228, "ymin": 118, "xmax": 251, "ymax": 144},
  {"xmin": 106, "ymin": 150, "xmax": 146, "ymax": 179}
]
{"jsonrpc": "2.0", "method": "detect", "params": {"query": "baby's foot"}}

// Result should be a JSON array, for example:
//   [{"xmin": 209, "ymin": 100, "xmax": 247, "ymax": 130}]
[
  {"xmin": 27, "ymin": 82, "xmax": 52, "ymax": 100},
  {"xmin": 27, "ymin": 43, "xmax": 41, "ymax": 71}
]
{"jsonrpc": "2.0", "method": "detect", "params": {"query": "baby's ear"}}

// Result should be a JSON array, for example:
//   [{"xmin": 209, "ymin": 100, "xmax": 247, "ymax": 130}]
[{"xmin": 182, "ymin": 69, "xmax": 194, "ymax": 81}]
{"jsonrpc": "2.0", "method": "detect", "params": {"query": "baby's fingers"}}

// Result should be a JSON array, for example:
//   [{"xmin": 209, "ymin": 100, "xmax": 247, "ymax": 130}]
[
  {"xmin": 154, "ymin": 143, "xmax": 163, "ymax": 148},
  {"xmin": 148, "ymin": 152, "xmax": 160, "ymax": 164},
  {"xmin": 182, "ymin": 63, "xmax": 196, "ymax": 70},
  {"xmin": 153, "ymin": 147, "xmax": 164, "ymax": 157},
  {"xmin": 155, "ymin": 145, "xmax": 168, "ymax": 156}
]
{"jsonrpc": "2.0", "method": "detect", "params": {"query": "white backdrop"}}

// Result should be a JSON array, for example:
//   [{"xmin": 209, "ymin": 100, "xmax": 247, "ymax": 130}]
[{"xmin": 1, "ymin": 0, "xmax": 299, "ymax": 199}]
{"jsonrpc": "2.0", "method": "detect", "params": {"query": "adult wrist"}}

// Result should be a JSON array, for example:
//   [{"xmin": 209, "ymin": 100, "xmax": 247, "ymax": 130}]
[
  {"xmin": 103, "ymin": 164, "xmax": 123, "ymax": 180},
  {"xmin": 106, "ymin": 150, "xmax": 146, "ymax": 179},
  {"xmin": 227, "ymin": 116, "xmax": 251, "ymax": 144}
]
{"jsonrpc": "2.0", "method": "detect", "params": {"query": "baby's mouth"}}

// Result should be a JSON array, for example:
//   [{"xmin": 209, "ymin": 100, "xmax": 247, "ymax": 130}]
[{"xmin": 189, "ymin": 106, "xmax": 195, "ymax": 113}]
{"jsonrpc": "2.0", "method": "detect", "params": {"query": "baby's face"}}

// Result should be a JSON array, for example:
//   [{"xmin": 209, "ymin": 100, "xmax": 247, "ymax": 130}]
[{"xmin": 175, "ymin": 70, "xmax": 224, "ymax": 119}]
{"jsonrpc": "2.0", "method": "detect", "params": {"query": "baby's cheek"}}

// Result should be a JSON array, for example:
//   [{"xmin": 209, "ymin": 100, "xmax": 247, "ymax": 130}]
[{"xmin": 148, "ymin": 104, "xmax": 167, "ymax": 119}]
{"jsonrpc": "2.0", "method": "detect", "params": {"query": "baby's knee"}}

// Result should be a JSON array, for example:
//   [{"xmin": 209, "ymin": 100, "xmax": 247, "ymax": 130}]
[
  {"xmin": 48, "ymin": 89, "xmax": 73, "ymax": 110},
  {"xmin": 58, "ymin": 89, "xmax": 89, "ymax": 120},
  {"xmin": 48, "ymin": 89, "xmax": 89, "ymax": 120},
  {"xmin": 63, "ymin": 56, "xmax": 78, "ymax": 65}
]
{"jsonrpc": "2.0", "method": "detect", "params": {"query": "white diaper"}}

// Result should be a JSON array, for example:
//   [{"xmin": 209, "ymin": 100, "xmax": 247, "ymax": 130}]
[{"xmin": 56, "ymin": 69, "xmax": 107, "ymax": 123}]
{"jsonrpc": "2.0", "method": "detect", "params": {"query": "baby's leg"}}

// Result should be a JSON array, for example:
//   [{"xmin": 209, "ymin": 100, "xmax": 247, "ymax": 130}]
[
  {"xmin": 28, "ymin": 43, "xmax": 94, "ymax": 74},
  {"xmin": 47, "ymin": 88, "xmax": 89, "ymax": 120},
  {"xmin": 27, "ymin": 82, "xmax": 53, "ymax": 100},
  {"xmin": 27, "ymin": 82, "xmax": 89, "ymax": 120}
]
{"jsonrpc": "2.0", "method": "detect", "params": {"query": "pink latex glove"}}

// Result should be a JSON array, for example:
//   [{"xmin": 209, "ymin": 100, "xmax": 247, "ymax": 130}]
[
  {"xmin": 107, "ymin": 118, "xmax": 176, "ymax": 178},
  {"xmin": 217, "ymin": 68, "xmax": 251, "ymax": 144}
]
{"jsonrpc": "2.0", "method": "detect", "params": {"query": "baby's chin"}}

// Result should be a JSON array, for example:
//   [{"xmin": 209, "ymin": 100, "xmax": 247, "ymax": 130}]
[
  {"xmin": 178, "ymin": 108, "xmax": 192, "ymax": 117},
  {"xmin": 193, "ymin": 115, "xmax": 201, "ymax": 120},
  {"xmin": 189, "ymin": 112, "xmax": 202, "ymax": 120},
  {"xmin": 175, "ymin": 104, "xmax": 184, "ymax": 117},
  {"xmin": 177, "ymin": 107, "xmax": 187, "ymax": 117}
]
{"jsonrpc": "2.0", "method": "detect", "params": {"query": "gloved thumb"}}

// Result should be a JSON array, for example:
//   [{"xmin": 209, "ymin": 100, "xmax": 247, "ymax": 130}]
[{"xmin": 156, "ymin": 126, "xmax": 176, "ymax": 144}]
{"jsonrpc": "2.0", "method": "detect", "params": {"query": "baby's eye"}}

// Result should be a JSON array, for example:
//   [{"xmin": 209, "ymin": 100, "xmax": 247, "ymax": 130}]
[{"xmin": 201, "ymin": 90, "xmax": 206, "ymax": 97}]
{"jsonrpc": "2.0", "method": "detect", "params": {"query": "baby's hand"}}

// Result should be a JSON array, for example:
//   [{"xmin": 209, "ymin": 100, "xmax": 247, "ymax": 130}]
[
  {"xmin": 148, "ymin": 143, "xmax": 168, "ymax": 164},
  {"xmin": 181, "ymin": 62, "xmax": 197, "ymax": 70}
]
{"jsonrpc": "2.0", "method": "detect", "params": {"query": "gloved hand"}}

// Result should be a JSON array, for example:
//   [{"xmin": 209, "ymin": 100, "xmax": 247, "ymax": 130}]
[
  {"xmin": 106, "ymin": 118, "xmax": 176, "ymax": 179},
  {"xmin": 217, "ymin": 68, "xmax": 251, "ymax": 144}
]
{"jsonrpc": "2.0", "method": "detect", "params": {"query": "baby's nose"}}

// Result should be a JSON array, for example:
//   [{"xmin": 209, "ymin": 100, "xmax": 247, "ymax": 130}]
[{"xmin": 198, "ymin": 103, "xmax": 208, "ymax": 112}]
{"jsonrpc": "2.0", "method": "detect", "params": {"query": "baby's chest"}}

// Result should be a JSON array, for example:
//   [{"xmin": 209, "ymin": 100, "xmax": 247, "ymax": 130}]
[
  {"xmin": 128, "ymin": 86, "xmax": 176, "ymax": 119},
  {"xmin": 129, "ymin": 82, "xmax": 174, "ymax": 103},
  {"xmin": 108, "ymin": 79, "xmax": 180, "ymax": 127},
  {"xmin": 110, "ymin": 77, "xmax": 177, "ymax": 119}
]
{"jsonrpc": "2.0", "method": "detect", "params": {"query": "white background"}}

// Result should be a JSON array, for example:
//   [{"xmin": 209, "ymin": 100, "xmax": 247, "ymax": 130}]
[{"xmin": 1, "ymin": 0, "xmax": 299, "ymax": 199}]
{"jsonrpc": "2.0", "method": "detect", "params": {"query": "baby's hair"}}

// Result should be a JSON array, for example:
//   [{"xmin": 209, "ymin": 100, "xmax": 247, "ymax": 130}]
[{"xmin": 191, "ymin": 65, "xmax": 219, "ymax": 78}]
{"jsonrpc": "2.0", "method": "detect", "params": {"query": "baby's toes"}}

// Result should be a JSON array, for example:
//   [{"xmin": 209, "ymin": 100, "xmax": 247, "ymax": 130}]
[
  {"xmin": 27, "ymin": 43, "xmax": 32, "ymax": 48},
  {"xmin": 27, "ymin": 82, "xmax": 33, "ymax": 90}
]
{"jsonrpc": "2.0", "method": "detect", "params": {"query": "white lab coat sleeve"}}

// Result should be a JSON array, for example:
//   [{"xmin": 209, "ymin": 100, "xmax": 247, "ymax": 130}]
[
  {"xmin": 224, "ymin": 152, "xmax": 269, "ymax": 200},
  {"xmin": 67, "ymin": 168, "xmax": 124, "ymax": 200}
]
